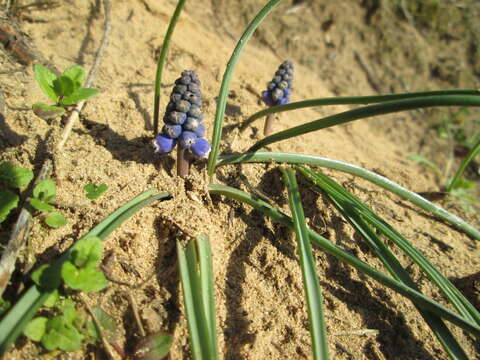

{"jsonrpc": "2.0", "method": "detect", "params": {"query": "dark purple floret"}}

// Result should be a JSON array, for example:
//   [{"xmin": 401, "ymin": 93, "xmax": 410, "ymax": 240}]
[
  {"xmin": 191, "ymin": 138, "xmax": 211, "ymax": 159},
  {"xmin": 262, "ymin": 60, "xmax": 294, "ymax": 107},
  {"xmin": 155, "ymin": 69, "xmax": 211, "ymax": 159}
]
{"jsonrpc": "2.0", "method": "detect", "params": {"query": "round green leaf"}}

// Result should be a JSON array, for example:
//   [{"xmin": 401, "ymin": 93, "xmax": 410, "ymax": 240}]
[
  {"xmin": 23, "ymin": 317, "xmax": 48, "ymax": 342},
  {"xmin": 33, "ymin": 178, "xmax": 56, "ymax": 202},
  {"xmin": 45, "ymin": 211, "xmax": 67, "ymax": 228},
  {"xmin": 62, "ymin": 65, "xmax": 85, "ymax": 90},
  {"xmin": 61, "ymin": 262, "xmax": 108, "ymax": 292},
  {"xmin": 0, "ymin": 162, "xmax": 34, "ymax": 189},
  {"xmin": 32, "ymin": 102, "xmax": 66, "ymax": 120},
  {"xmin": 29, "ymin": 198, "xmax": 54, "ymax": 212},
  {"xmin": 42, "ymin": 316, "xmax": 83, "ymax": 352},
  {"xmin": 135, "ymin": 333, "xmax": 173, "ymax": 360},
  {"xmin": 0, "ymin": 190, "xmax": 19, "ymax": 223}
]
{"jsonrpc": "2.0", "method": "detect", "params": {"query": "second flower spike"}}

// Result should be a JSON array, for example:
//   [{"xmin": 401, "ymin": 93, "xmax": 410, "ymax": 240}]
[{"xmin": 261, "ymin": 61, "xmax": 294, "ymax": 136}]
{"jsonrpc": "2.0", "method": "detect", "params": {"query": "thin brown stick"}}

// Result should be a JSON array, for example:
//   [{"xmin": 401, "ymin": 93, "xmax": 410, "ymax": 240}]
[
  {"xmin": 56, "ymin": 0, "xmax": 111, "ymax": 151},
  {"xmin": 79, "ymin": 294, "xmax": 122, "ymax": 360},
  {"xmin": 0, "ymin": 0, "xmax": 112, "ymax": 297},
  {"xmin": 263, "ymin": 113, "xmax": 275, "ymax": 136},
  {"xmin": 127, "ymin": 290, "xmax": 146, "ymax": 338}
]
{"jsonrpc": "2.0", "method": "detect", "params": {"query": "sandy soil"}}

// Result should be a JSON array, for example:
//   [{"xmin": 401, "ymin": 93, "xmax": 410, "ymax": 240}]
[{"xmin": 1, "ymin": 0, "xmax": 479, "ymax": 359}]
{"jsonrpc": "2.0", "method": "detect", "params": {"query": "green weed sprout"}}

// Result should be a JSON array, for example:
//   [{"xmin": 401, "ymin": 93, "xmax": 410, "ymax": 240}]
[
  {"xmin": 22, "ymin": 236, "xmax": 109, "ymax": 352},
  {"xmin": 28, "ymin": 178, "xmax": 67, "ymax": 228},
  {"xmin": 0, "ymin": 162, "xmax": 33, "ymax": 223},
  {"xmin": 83, "ymin": 183, "xmax": 108, "ymax": 201},
  {"xmin": 32, "ymin": 64, "xmax": 100, "ymax": 120}
]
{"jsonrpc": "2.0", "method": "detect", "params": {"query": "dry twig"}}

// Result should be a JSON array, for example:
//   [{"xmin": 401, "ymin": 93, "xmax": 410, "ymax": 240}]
[{"xmin": 0, "ymin": 0, "xmax": 112, "ymax": 297}]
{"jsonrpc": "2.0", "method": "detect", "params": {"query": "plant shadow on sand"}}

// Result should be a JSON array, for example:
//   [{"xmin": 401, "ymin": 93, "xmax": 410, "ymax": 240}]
[
  {"xmin": 215, "ymin": 165, "xmax": 440, "ymax": 359},
  {"xmin": 75, "ymin": 118, "xmax": 176, "ymax": 174}
]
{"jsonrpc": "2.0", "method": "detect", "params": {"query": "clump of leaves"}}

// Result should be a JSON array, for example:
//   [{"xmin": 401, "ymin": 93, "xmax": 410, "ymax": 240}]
[
  {"xmin": 32, "ymin": 64, "xmax": 100, "ymax": 120},
  {"xmin": 84, "ymin": 183, "xmax": 108, "ymax": 200},
  {"xmin": 0, "ymin": 162, "xmax": 33, "ymax": 223},
  {"xmin": 32, "ymin": 236, "xmax": 108, "ymax": 293},
  {"xmin": 28, "ymin": 179, "xmax": 67, "ymax": 228},
  {"xmin": 23, "ymin": 297, "xmax": 116, "ymax": 352},
  {"xmin": 24, "ymin": 237, "xmax": 112, "ymax": 352}
]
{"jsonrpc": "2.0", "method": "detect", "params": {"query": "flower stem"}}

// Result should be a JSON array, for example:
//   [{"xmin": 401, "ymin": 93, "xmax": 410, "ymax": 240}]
[
  {"xmin": 263, "ymin": 114, "xmax": 275, "ymax": 136},
  {"xmin": 177, "ymin": 147, "xmax": 190, "ymax": 177}
]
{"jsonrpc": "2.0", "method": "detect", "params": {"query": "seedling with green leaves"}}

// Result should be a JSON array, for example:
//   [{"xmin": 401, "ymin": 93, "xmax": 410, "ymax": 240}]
[
  {"xmin": 32, "ymin": 64, "xmax": 100, "ymax": 120},
  {"xmin": 28, "ymin": 178, "xmax": 67, "ymax": 228},
  {"xmin": 32, "ymin": 236, "xmax": 108, "ymax": 293},
  {"xmin": 23, "ymin": 236, "xmax": 111, "ymax": 352},
  {"xmin": 0, "ymin": 162, "xmax": 33, "ymax": 223},
  {"xmin": 84, "ymin": 183, "xmax": 108, "ymax": 201}
]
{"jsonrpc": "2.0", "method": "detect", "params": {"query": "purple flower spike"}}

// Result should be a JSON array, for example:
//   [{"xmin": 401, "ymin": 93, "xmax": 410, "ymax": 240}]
[
  {"xmin": 262, "ymin": 60, "xmax": 294, "ymax": 107},
  {"xmin": 191, "ymin": 138, "xmax": 211, "ymax": 159},
  {"xmin": 154, "ymin": 135, "xmax": 176, "ymax": 153},
  {"xmin": 178, "ymin": 131, "xmax": 197, "ymax": 149}
]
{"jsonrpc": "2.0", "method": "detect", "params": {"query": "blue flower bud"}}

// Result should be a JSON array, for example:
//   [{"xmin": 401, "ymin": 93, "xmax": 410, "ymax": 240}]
[
  {"xmin": 194, "ymin": 123, "xmax": 206, "ymax": 137},
  {"xmin": 191, "ymin": 137, "xmax": 211, "ymax": 158},
  {"xmin": 188, "ymin": 105, "xmax": 202, "ymax": 118},
  {"xmin": 154, "ymin": 134, "xmax": 176, "ymax": 153},
  {"xmin": 184, "ymin": 117, "xmax": 200, "ymax": 131},
  {"xmin": 178, "ymin": 131, "xmax": 197, "ymax": 149},
  {"xmin": 167, "ymin": 111, "xmax": 187, "ymax": 125},
  {"xmin": 162, "ymin": 124, "xmax": 182, "ymax": 138},
  {"xmin": 175, "ymin": 100, "xmax": 191, "ymax": 113},
  {"xmin": 173, "ymin": 84, "xmax": 187, "ymax": 94}
]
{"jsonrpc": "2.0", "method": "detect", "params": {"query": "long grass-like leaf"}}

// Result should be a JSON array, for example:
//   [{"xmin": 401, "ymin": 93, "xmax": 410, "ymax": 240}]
[
  {"xmin": 281, "ymin": 168, "xmax": 329, "ymax": 359},
  {"xmin": 299, "ymin": 168, "xmax": 469, "ymax": 359},
  {"xmin": 207, "ymin": 0, "xmax": 284, "ymax": 177},
  {"xmin": 447, "ymin": 137, "xmax": 480, "ymax": 192},
  {"xmin": 196, "ymin": 235, "xmax": 218, "ymax": 356},
  {"xmin": 216, "ymin": 152, "xmax": 480, "ymax": 240},
  {"xmin": 299, "ymin": 166, "xmax": 480, "ymax": 327},
  {"xmin": 0, "ymin": 190, "xmax": 172, "ymax": 354},
  {"xmin": 240, "ymin": 90, "xmax": 480, "ymax": 131},
  {"xmin": 178, "ymin": 236, "xmax": 218, "ymax": 360},
  {"xmin": 247, "ymin": 95, "xmax": 480, "ymax": 152},
  {"xmin": 152, "ymin": 0, "xmax": 187, "ymax": 135},
  {"xmin": 208, "ymin": 184, "xmax": 480, "ymax": 337}
]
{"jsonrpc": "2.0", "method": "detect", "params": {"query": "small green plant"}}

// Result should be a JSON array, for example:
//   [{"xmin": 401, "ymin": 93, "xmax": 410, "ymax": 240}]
[
  {"xmin": 32, "ymin": 236, "xmax": 108, "ymax": 293},
  {"xmin": 83, "ymin": 183, "xmax": 108, "ymax": 201},
  {"xmin": 23, "ymin": 297, "xmax": 116, "ymax": 352},
  {"xmin": 28, "ymin": 179, "xmax": 67, "ymax": 228},
  {"xmin": 23, "ymin": 236, "xmax": 110, "ymax": 352},
  {"xmin": 32, "ymin": 64, "xmax": 100, "ymax": 120},
  {"xmin": 0, "ymin": 162, "xmax": 33, "ymax": 223}
]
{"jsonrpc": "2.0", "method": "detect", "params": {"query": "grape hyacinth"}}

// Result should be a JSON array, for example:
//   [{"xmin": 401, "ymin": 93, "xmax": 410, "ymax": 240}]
[
  {"xmin": 153, "ymin": 70, "xmax": 211, "ymax": 176},
  {"xmin": 261, "ymin": 61, "xmax": 294, "ymax": 136}
]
